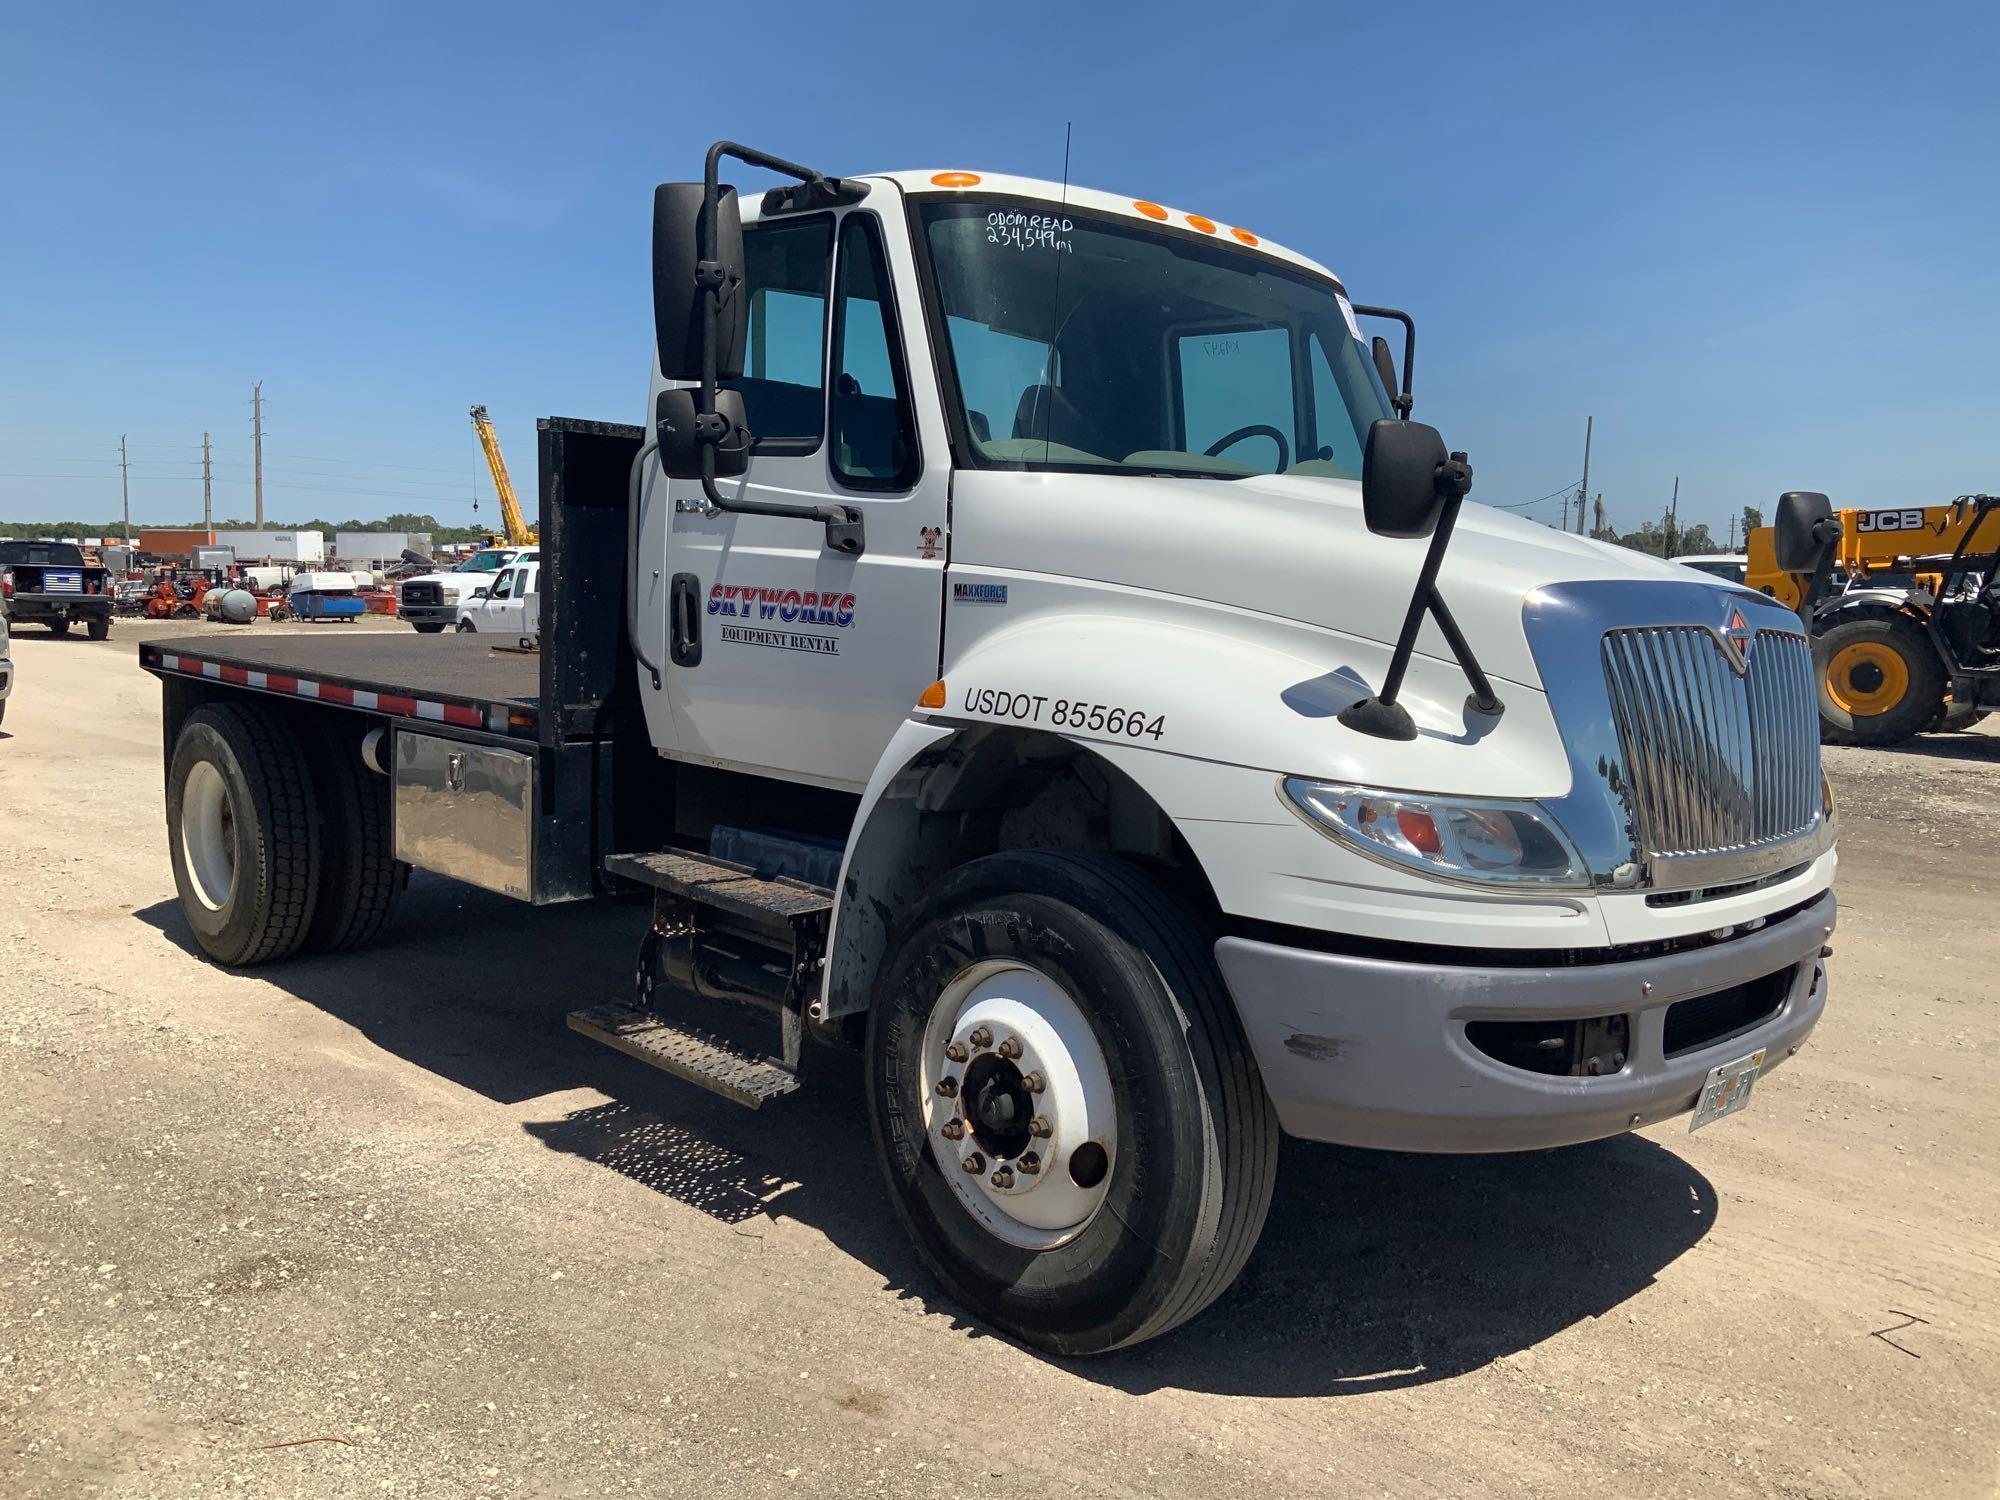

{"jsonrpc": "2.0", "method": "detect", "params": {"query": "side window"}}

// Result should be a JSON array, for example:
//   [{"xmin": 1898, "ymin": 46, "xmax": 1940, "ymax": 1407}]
[
  {"xmin": 830, "ymin": 214, "xmax": 919, "ymax": 489},
  {"xmin": 489, "ymin": 568, "xmax": 514, "ymax": 600},
  {"xmin": 1176, "ymin": 326, "xmax": 1295, "ymax": 473},
  {"xmin": 733, "ymin": 215, "xmax": 834, "ymax": 450}
]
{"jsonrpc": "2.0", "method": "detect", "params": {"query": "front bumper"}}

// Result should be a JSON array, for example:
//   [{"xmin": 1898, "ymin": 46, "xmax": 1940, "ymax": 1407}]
[
  {"xmin": 1215, "ymin": 889, "xmax": 1834, "ymax": 1152},
  {"xmin": 399, "ymin": 602, "xmax": 459, "ymax": 626}
]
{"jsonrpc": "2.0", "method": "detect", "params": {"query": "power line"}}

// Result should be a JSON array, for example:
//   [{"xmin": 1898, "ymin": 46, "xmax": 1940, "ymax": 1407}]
[{"xmin": 1492, "ymin": 480, "xmax": 1582, "ymax": 511}]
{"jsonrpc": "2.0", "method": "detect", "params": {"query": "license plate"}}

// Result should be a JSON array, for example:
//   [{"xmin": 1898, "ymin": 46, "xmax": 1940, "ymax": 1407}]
[{"xmin": 1690, "ymin": 1048, "xmax": 1765, "ymax": 1132}]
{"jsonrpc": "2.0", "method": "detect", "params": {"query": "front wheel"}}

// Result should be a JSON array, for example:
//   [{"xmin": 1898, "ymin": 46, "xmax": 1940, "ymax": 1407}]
[
  {"xmin": 412, "ymin": 622, "xmax": 446, "ymax": 634},
  {"xmin": 867, "ymin": 850, "xmax": 1277, "ymax": 1355},
  {"xmin": 48, "ymin": 617, "xmax": 70, "ymax": 636},
  {"xmin": 87, "ymin": 615, "xmax": 110, "ymax": 641},
  {"xmin": 455, "ymin": 619, "xmax": 475, "ymax": 633},
  {"xmin": 1815, "ymin": 613, "xmax": 1945, "ymax": 746}
]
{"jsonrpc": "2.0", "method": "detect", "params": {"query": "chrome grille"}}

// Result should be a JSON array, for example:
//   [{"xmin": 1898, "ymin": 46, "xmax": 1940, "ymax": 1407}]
[
  {"xmin": 400, "ymin": 581, "xmax": 442, "ymax": 607},
  {"xmin": 1600, "ymin": 625, "xmax": 1820, "ymax": 858}
]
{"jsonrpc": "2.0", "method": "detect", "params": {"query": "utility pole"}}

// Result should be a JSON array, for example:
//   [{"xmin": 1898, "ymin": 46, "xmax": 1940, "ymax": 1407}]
[
  {"xmin": 119, "ymin": 434, "xmax": 131, "ymax": 545},
  {"xmin": 1663, "ymin": 475, "xmax": 1679, "ymax": 558},
  {"xmin": 252, "ymin": 381, "xmax": 265, "ymax": 527},
  {"xmin": 1575, "ymin": 415, "xmax": 1592, "ymax": 536},
  {"xmin": 202, "ymin": 431, "xmax": 213, "ymax": 534},
  {"xmin": 1727, "ymin": 513, "xmax": 1736, "ymax": 550}
]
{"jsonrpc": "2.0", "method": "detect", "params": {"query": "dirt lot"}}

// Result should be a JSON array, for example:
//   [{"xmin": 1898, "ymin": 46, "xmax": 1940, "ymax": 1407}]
[{"xmin": 2, "ymin": 619, "xmax": 1995, "ymax": 1499}]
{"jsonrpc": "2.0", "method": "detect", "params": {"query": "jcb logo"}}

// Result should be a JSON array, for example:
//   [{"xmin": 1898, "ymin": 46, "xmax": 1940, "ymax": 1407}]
[{"xmin": 1855, "ymin": 508, "xmax": 1926, "ymax": 533}]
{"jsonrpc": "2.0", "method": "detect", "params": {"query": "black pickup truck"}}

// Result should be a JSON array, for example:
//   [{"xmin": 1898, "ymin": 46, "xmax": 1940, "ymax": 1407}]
[{"xmin": 0, "ymin": 540, "xmax": 114, "ymax": 638}]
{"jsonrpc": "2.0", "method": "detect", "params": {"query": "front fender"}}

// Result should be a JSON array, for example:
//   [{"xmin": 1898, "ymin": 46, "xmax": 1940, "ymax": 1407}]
[{"xmin": 929, "ymin": 607, "xmax": 1568, "ymax": 803}]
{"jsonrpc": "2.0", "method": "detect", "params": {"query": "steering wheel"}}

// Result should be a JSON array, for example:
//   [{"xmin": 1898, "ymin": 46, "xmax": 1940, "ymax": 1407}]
[{"xmin": 1203, "ymin": 424, "xmax": 1289, "ymax": 471}]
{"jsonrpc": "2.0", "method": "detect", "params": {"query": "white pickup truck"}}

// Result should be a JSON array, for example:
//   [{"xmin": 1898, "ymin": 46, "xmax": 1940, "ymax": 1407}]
[
  {"xmin": 142, "ymin": 142, "xmax": 1837, "ymax": 1355},
  {"xmin": 396, "ymin": 546, "xmax": 536, "ymax": 633}
]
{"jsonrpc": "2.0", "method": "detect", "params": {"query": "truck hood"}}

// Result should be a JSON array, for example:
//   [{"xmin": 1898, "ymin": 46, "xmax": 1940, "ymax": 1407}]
[{"xmin": 951, "ymin": 468, "xmax": 1719, "ymax": 688}]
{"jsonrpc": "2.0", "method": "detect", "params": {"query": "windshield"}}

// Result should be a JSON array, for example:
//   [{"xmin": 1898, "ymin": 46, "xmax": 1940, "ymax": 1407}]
[
  {"xmin": 454, "ymin": 551, "xmax": 507, "ymax": 573},
  {"xmin": 918, "ymin": 200, "xmax": 1393, "ymax": 480}
]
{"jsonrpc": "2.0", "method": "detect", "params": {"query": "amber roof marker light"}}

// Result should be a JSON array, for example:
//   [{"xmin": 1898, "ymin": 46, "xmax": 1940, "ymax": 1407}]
[{"xmin": 930, "ymin": 171, "xmax": 982, "ymax": 189}]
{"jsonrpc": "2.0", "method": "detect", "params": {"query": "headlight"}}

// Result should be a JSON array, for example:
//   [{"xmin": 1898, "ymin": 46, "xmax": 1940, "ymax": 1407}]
[{"xmin": 1280, "ymin": 778, "xmax": 1589, "ymax": 890}]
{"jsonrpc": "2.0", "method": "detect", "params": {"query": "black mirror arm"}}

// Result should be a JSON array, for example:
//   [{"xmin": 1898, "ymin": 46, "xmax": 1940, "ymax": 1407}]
[
  {"xmin": 1794, "ymin": 518, "xmax": 1842, "ymax": 622},
  {"xmin": 1351, "ymin": 304, "xmax": 1416, "ymax": 418},
  {"xmin": 1339, "ymin": 454, "xmax": 1499, "ymax": 740}
]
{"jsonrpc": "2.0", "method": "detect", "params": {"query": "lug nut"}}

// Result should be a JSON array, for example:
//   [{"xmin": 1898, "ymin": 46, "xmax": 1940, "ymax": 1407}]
[
  {"xmin": 1029, "ymin": 1115, "xmax": 1052, "ymax": 1138},
  {"xmin": 969, "ymin": 1026, "xmax": 993, "ymax": 1049},
  {"xmin": 997, "ymin": 1035, "xmax": 1023, "ymax": 1059},
  {"xmin": 990, "ymin": 1167, "xmax": 1015, "ymax": 1189},
  {"xmin": 936, "ymin": 1076, "xmax": 958, "ymax": 1098},
  {"xmin": 1018, "ymin": 1152, "xmax": 1041, "ymax": 1174},
  {"xmin": 944, "ymin": 1041, "xmax": 968, "ymax": 1063},
  {"xmin": 1023, "ymin": 1070, "xmax": 1046, "ymax": 1094},
  {"xmin": 962, "ymin": 1153, "xmax": 985, "ymax": 1174},
  {"xmin": 940, "ymin": 1119, "xmax": 965, "ymax": 1141}
]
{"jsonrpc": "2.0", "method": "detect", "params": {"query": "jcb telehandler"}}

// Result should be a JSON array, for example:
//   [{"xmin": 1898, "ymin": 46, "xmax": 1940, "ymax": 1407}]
[{"xmin": 1749, "ymin": 493, "xmax": 2000, "ymax": 744}]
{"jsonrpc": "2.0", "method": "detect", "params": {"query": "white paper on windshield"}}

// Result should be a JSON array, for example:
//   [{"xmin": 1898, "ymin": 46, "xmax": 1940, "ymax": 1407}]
[{"xmin": 1337, "ymin": 294, "xmax": 1364, "ymax": 344}]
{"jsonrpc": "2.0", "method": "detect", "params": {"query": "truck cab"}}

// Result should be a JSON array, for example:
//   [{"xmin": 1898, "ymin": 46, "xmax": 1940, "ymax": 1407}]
[{"xmin": 144, "ymin": 147, "xmax": 1836, "ymax": 1358}]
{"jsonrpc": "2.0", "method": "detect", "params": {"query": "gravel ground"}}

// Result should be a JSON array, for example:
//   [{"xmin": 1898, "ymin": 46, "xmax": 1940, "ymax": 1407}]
[{"xmin": 1, "ymin": 621, "xmax": 1995, "ymax": 1498}]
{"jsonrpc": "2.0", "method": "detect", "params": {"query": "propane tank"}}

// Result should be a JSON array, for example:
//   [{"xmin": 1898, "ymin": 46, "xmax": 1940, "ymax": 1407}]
[{"xmin": 202, "ymin": 588, "xmax": 258, "ymax": 624}]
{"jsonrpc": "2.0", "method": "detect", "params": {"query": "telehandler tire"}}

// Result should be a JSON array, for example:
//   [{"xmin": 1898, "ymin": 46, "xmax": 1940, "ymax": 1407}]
[
  {"xmin": 867, "ymin": 850, "xmax": 1277, "ymax": 1355},
  {"xmin": 1814, "ymin": 614, "xmax": 1944, "ymax": 747},
  {"xmin": 167, "ymin": 703, "xmax": 320, "ymax": 967}
]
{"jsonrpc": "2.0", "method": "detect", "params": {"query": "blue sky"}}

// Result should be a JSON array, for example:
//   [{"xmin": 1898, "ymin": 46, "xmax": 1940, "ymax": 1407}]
[{"xmin": 2, "ymin": 0, "xmax": 1994, "ymax": 541}]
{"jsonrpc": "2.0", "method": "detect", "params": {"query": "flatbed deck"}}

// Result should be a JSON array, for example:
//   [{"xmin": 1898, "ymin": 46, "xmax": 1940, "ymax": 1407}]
[{"xmin": 140, "ymin": 633, "xmax": 541, "ymax": 737}]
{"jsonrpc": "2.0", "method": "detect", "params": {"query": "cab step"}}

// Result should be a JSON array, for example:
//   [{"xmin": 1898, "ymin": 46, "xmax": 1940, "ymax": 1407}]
[
  {"xmin": 568, "ymin": 1002, "xmax": 801, "ymax": 1108},
  {"xmin": 604, "ymin": 846, "xmax": 832, "ymax": 944}
]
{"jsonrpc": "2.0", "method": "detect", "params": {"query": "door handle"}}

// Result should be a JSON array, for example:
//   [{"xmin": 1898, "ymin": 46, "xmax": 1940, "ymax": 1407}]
[{"xmin": 669, "ymin": 572, "xmax": 702, "ymax": 667}]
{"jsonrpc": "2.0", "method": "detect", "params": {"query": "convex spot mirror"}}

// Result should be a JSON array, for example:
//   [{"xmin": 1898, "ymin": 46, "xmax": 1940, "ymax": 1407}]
[
  {"xmin": 1774, "ymin": 490, "xmax": 1836, "ymax": 573},
  {"xmin": 1361, "ymin": 418, "xmax": 1450, "ymax": 538},
  {"xmin": 1370, "ymin": 336, "xmax": 1399, "ymax": 405},
  {"xmin": 652, "ymin": 182, "xmax": 746, "ymax": 383},
  {"xmin": 656, "ymin": 387, "xmax": 749, "ymax": 481}
]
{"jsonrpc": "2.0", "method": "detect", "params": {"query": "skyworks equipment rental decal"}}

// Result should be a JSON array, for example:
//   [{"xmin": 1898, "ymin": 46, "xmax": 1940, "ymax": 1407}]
[{"xmin": 709, "ymin": 584, "xmax": 857, "ymax": 657}]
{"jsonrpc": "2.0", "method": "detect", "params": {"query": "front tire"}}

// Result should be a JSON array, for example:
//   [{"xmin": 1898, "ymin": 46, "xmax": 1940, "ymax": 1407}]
[
  {"xmin": 87, "ymin": 615, "xmax": 110, "ymax": 640},
  {"xmin": 412, "ymin": 622, "xmax": 446, "ymax": 634},
  {"xmin": 455, "ymin": 619, "xmax": 475, "ymax": 633},
  {"xmin": 48, "ymin": 617, "xmax": 70, "ymax": 636},
  {"xmin": 1815, "ymin": 613, "xmax": 1945, "ymax": 746},
  {"xmin": 167, "ymin": 703, "xmax": 320, "ymax": 966},
  {"xmin": 867, "ymin": 850, "xmax": 1277, "ymax": 1355}
]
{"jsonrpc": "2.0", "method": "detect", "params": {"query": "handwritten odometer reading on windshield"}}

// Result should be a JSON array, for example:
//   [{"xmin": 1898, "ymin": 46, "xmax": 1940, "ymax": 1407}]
[{"xmin": 959, "ymin": 687, "xmax": 1164, "ymax": 740}]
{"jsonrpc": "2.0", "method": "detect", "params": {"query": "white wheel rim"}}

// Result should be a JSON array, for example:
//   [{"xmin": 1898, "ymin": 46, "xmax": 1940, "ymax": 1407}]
[
  {"xmin": 181, "ymin": 760, "xmax": 237, "ymax": 912},
  {"xmin": 920, "ymin": 959, "xmax": 1118, "ymax": 1250}
]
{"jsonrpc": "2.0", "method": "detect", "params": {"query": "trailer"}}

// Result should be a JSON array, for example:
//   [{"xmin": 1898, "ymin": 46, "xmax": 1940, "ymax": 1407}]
[{"xmin": 142, "ymin": 147, "xmax": 1838, "ymax": 1356}]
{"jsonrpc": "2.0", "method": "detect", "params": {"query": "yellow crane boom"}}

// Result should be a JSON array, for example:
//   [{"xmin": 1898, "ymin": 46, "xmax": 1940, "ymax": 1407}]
[{"xmin": 469, "ymin": 404, "xmax": 536, "ymax": 546}]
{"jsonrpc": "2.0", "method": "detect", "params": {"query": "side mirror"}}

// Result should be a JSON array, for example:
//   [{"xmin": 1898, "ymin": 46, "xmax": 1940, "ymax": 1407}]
[
  {"xmin": 652, "ymin": 182, "xmax": 746, "ymax": 382},
  {"xmin": 656, "ymin": 387, "xmax": 749, "ymax": 480},
  {"xmin": 1370, "ymin": 336, "xmax": 1399, "ymax": 405},
  {"xmin": 470, "ymin": 586, "xmax": 490, "ymax": 600},
  {"xmin": 1361, "ymin": 419, "xmax": 1452, "ymax": 538},
  {"xmin": 1773, "ymin": 490, "xmax": 1837, "ymax": 573}
]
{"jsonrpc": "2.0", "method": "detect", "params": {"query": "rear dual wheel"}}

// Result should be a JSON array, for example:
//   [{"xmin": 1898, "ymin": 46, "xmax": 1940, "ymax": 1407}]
[
  {"xmin": 1815, "ymin": 614, "xmax": 1944, "ymax": 747},
  {"xmin": 867, "ymin": 850, "xmax": 1277, "ymax": 1355},
  {"xmin": 168, "ymin": 703, "xmax": 401, "ymax": 966}
]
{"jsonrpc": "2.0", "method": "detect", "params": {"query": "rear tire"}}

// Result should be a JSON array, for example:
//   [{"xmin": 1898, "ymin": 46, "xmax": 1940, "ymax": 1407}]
[
  {"xmin": 48, "ymin": 618, "xmax": 69, "ymax": 636},
  {"xmin": 167, "ymin": 703, "xmax": 320, "ymax": 966},
  {"xmin": 1814, "ymin": 614, "xmax": 1944, "ymax": 747},
  {"xmin": 87, "ymin": 616, "xmax": 110, "ymax": 641},
  {"xmin": 302, "ymin": 723, "xmax": 402, "ymax": 952},
  {"xmin": 412, "ymin": 622, "xmax": 446, "ymax": 634},
  {"xmin": 866, "ymin": 850, "xmax": 1277, "ymax": 1355}
]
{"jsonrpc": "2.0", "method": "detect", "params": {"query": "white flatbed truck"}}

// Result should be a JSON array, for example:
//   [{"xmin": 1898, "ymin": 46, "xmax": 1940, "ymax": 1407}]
[{"xmin": 143, "ymin": 143, "xmax": 1838, "ymax": 1354}]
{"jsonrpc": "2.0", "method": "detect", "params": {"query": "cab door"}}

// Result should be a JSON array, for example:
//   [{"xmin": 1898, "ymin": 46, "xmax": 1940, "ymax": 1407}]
[{"xmin": 659, "ymin": 185, "xmax": 950, "ymax": 791}]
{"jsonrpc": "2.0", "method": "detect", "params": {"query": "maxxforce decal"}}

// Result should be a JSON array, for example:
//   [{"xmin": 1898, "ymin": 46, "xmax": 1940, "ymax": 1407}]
[
  {"xmin": 961, "ymin": 687, "xmax": 1165, "ymax": 740},
  {"xmin": 709, "ymin": 583, "xmax": 859, "ymax": 657},
  {"xmin": 953, "ymin": 582, "xmax": 1008, "ymax": 606}
]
